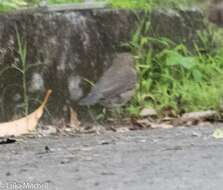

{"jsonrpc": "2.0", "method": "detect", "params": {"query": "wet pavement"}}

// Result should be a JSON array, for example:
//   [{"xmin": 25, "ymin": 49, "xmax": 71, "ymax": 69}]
[{"xmin": 0, "ymin": 123, "xmax": 223, "ymax": 190}]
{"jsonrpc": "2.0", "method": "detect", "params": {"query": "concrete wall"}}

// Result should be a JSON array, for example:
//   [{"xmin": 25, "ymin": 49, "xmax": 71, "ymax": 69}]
[{"xmin": 0, "ymin": 7, "xmax": 206, "ymax": 122}]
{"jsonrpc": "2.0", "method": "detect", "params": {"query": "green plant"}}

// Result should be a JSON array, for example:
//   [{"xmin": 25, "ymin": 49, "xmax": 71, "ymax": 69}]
[
  {"xmin": 0, "ymin": 31, "xmax": 31, "ymax": 116},
  {"xmin": 15, "ymin": 30, "xmax": 29, "ymax": 115},
  {"xmin": 48, "ymin": 0, "xmax": 82, "ymax": 4},
  {"xmin": 0, "ymin": 0, "xmax": 83, "ymax": 12},
  {"xmin": 14, "ymin": 31, "xmax": 46, "ymax": 116},
  {"xmin": 125, "ymin": 18, "xmax": 223, "ymax": 117},
  {"xmin": 0, "ymin": 0, "xmax": 204, "ymax": 13},
  {"xmin": 0, "ymin": 0, "xmax": 27, "ymax": 12},
  {"xmin": 108, "ymin": 0, "xmax": 202, "ymax": 9}
]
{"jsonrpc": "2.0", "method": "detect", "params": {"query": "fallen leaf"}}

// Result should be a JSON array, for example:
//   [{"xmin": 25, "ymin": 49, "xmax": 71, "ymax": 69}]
[
  {"xmin": 133, "ymin": 119, "xmax": 151, "ymax": 128},
  {"xmin": 150, "ymin": 123, "xmax": 173, "ymax": 129},
  {"xmin": 69, "ymin": 107, "xmax": 81, "ymax": 129},
  {"xmin": 133, "ymin": 118, "xmax": 173, "ymax": 129},
  {"xmin": 181, "ymin": 111, "xmax": 217, "ymax": 123},
  {"xmin": 161, "ymin": 116, "xmax": 175, "ymax": 122},
  {"xmin": 79, "ymin": 125, "xmax": 106, "ymax": 134},
  {"xmin": 212, "ymin": 129, "xmax": 223, "ymax": 139},
  {"xmin": 139, "ymin": 108, "xmax": 157, "ymax": 117},
  {"xmin": 116, "ymin": 127, "xmax": 130, "ymax": 133},
  {"xmin": 0, "ymin": 90, "xmax": 52, "ymax": 137}
]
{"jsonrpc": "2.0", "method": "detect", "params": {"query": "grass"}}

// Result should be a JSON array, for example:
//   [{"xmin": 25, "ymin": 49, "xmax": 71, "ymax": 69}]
[
  {"xmin": 0, "ymin": 0, "xmax": 82, "ymax": 12},
  {"xmin": 48, "ymin": 0, "xmax": 82, "ymax": 4},
  {"xmin": 0, "ymin": 0, "xmax": 203, "ymax": 12},
  {"xmin": 125, "ymin": 22, "xmax": 223, "ymax": 117},
  {"xmin": 108, "ymin": 0, "xmax": 201, "ymax": 9},
  {"xmin": 15, "ymin": 30, "xmax": 29, "ymax": 115},
  {"xmin": 0, "ymin": 31, "xmax": 31, "ymax": 116}
]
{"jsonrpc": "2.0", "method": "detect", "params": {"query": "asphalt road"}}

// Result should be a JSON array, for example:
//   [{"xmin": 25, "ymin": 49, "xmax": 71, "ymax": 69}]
[{"xmin": 0, "ymin": 123, "xmax": 223, "ymax": 190}]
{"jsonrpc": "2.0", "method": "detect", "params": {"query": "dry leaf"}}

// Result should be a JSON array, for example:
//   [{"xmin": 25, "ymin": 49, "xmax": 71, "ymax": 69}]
[
  {"xmin": 212, "ymin": 129, "xmax": 223, "ymax": 139},
  {"xmin": 133, "ymin": 119, "xmax": 152, "ymax": 128},
  {"xmin": 161, "ymin": 117, "xmax": 175, "ymax": 122},
  {"xmin": 139, "ymin": 108, "xmax": 157, "ymax": 117},
  {"xmin": 0, "ymin": 90, "xmax": 52, "ymax": 137},
  {"xmin": 181, "ymin": 111, "xmax": 217, "ymax": 123},
  {"xmin": 69, "ymin": 107, "xmax": 80, "ymax": 129},
  {"xmin": 116, "ymin": 127, "xmax": 130, "ymax": 133},
  {"xmin": 150, "ymin": 123, "xmax": 173, "ymax": 129},
  {"xmin": 133, "ymin": 118, "xmax": 173, "ymax": 129}
]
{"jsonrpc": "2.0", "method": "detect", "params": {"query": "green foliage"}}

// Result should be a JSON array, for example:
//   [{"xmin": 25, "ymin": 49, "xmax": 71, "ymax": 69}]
[
  {"xmin": 15, "ymin": 30, "xmax": 29, "ymax": 115},
  {"xmin": 126, "ymin": 22, "xmax": 223, "ymax": 117},
  {"xmin": 0, "ymin": 31, "xmax": 31, "ymax": 116},
  {"xmin": 0, "ymin": 0, "xmax": 202, "ymax": 12},
  {"xmin": 48, "ymin": 0, "xmax": 82, "ymax": 4},
  {"xmin": 0, "ymin": 0, "xmax": 27, "ymax": 12},
  {"xmin": 0, "ymin": 0, "xmax": 82, "ymax": 12},
  {"xmin": 108, "ymin": 0, "xmax": 151, "ymax": 9},
  {"xmin": 109, "ymin": 0, "xmax": 200, "ymax": 9}
]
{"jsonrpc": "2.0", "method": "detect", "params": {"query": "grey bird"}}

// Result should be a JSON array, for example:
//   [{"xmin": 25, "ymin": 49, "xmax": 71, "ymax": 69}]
[{"xmin": 79, "ymin": 53, "xmax": 137, "ymax": 108}]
